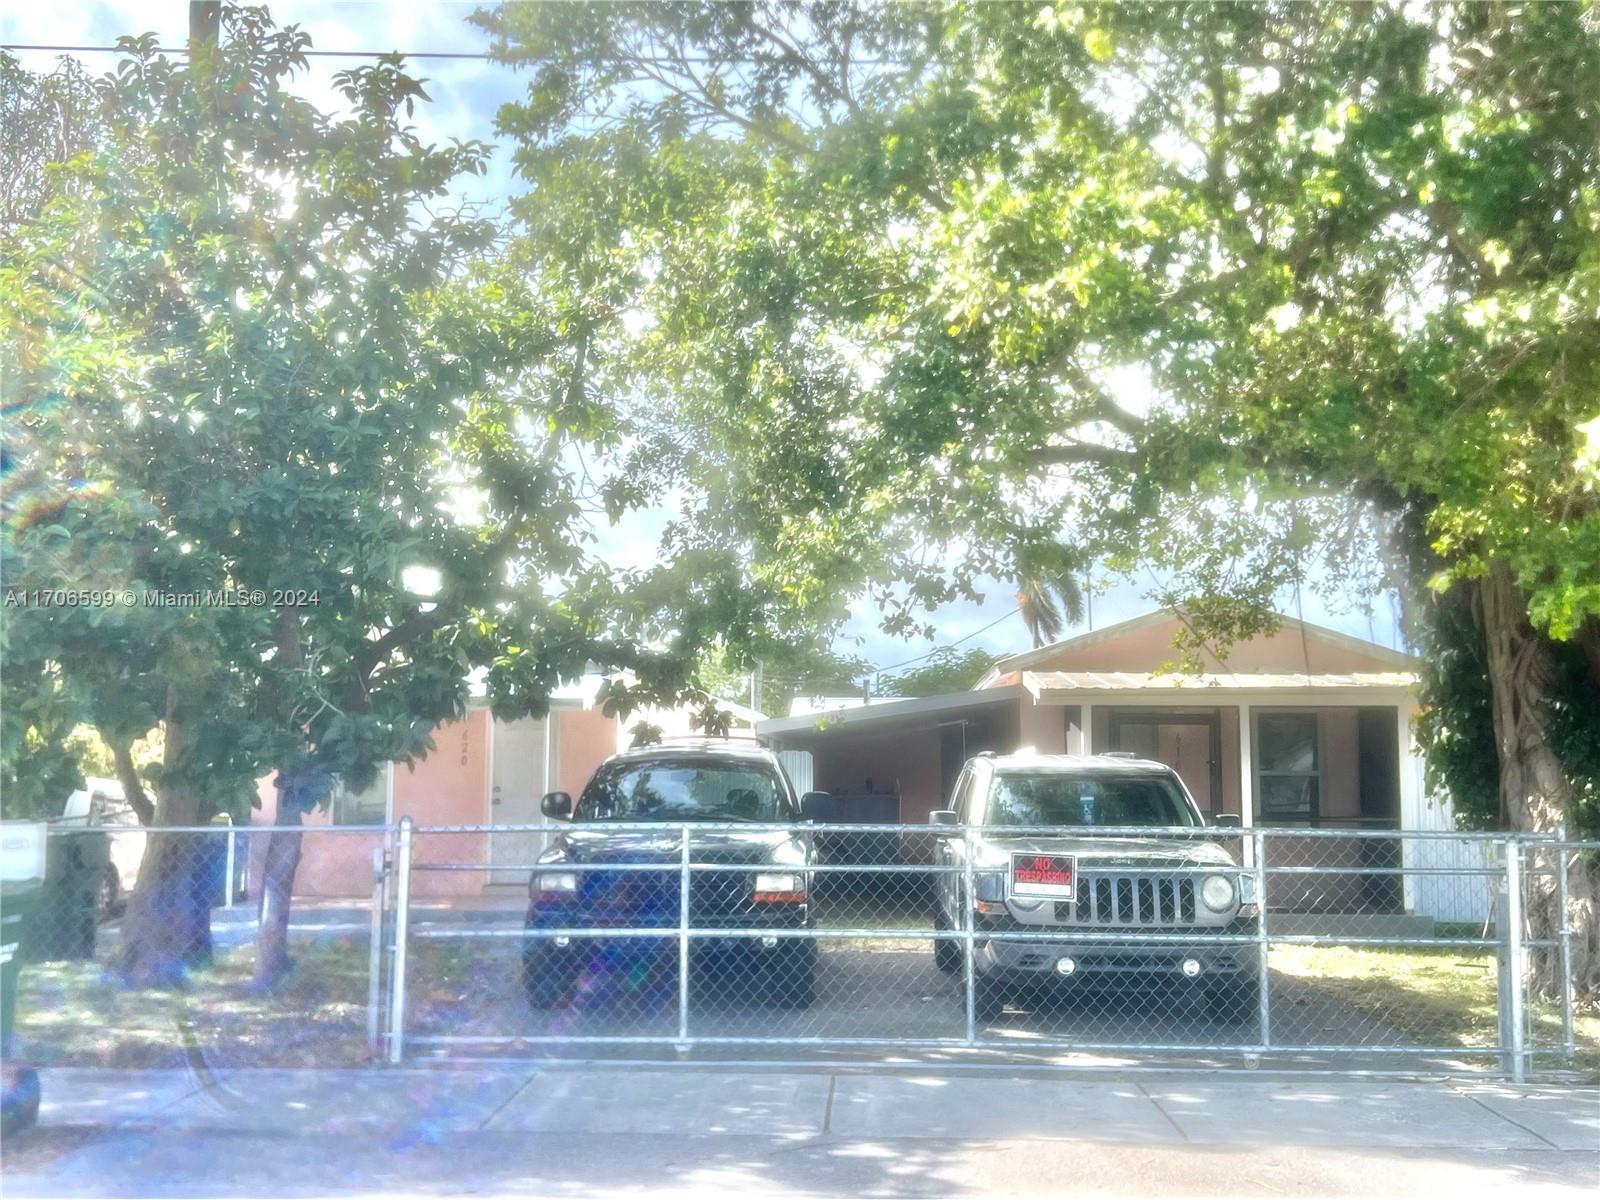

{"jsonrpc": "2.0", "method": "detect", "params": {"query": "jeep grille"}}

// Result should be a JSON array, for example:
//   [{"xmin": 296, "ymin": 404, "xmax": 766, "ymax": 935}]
[{"xmin": 1060, "ymin": 872, "xmax": 1196, "ymax": 926}]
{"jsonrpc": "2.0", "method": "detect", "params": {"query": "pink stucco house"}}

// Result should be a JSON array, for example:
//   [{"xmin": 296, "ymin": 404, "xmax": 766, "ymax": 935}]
[
  {"xmin": 252, "ymin": 609, "xmax": 1479, "ymax": 923},
  {"xmin": 250, "ymin": 677, "xmax": 763, "ymax": 898},
  {"xmin": 758, "ymin": 610, "xmax": 1480, "ymax": 923}
]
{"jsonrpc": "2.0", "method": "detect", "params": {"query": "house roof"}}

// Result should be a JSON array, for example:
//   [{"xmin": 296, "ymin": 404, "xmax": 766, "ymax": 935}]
[
  {"xmin": 757, "ymin": 685, "xmax": 1026, "ymax": 739},
  {"xmin": 1022, "ymin": 670, "xmax": 1418, "ymax": 695},
  {"xmin": 974, "ymin": 608, "xmax": 1416, "ymax": 686}
]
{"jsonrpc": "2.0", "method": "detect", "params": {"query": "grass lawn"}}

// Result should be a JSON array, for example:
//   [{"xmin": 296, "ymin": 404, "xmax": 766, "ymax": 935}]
[
  {"xmin": 15, "ymin": 936, "xmax": 374, "ymax": 1069},
  {"xmin": 1272, "ymin": 943, "xmax": 1600, "ymax": 1074}
]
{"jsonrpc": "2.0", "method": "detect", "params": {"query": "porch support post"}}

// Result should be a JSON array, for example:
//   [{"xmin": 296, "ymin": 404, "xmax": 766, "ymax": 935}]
[
  {"xmin": 1238, "ymin": 705, "xmax": 1255, "ymax": 871},
  {"xmin": 1237, "ymin": 705, "xmax": 1254, "ymax": 828},
  {"xmin": 1397, "ymin": 701, "xmax": 1423, "ymax": 914},
  {"xmin": 1079, "ymin": 702, "xmax": 1094, "ymax": 755}
]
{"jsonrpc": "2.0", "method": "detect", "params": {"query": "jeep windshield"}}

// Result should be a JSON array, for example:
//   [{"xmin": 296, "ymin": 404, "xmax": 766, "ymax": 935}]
[
  {"xmin": 576, "ymin": 758, "xmax": 791, "ymax": 822},
  {"xmin": 984, "ymin": 773, "xmax": 1199, "ymax": 828}
]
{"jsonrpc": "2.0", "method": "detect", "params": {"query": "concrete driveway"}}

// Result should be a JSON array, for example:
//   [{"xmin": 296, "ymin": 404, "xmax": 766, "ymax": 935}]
[{"xmin": 3, "ymin": 1064, "xmax": 1595, "ymax": 1197}]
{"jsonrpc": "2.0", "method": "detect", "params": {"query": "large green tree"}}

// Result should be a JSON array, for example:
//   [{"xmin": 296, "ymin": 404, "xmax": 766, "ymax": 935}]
[
  {"xmin": 477, "ymin": 1, "xmax": 1600, "ymax": 989},
  {"xmin": 0, "ymin": 10, "xmax": 726, "ymax": 986}
]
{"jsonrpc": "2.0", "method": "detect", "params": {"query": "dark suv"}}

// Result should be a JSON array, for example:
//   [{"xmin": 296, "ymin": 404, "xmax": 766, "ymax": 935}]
[{"xmin": 522, "ymin": 739, "xmax": 819, "ymax": 1010}]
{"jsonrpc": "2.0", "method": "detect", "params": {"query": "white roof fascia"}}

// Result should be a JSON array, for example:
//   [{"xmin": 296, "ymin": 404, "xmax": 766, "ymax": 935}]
[
  {"xmin": 756, "ymin": 684, "xmax": 1026, "ymax": 738},
  {"xmin": 984, "ymin": 608, "xmax": 1416, "ymax": 679}
]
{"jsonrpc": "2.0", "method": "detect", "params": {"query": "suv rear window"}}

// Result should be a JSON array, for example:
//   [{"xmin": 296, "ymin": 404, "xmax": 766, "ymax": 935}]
[
  {"xmin": 984, "ymin": 773, "xmax": 1198, "ymax": 828},
  {"xmin": 578, "ymin": 757, "xmax": 791, "ymax": 822}
]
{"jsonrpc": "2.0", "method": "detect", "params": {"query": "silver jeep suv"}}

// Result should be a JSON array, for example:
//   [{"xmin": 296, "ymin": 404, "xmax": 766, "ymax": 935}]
[{"xmin": 930, "ymin": 752, "xmax": 1259, "ymax": 1023}]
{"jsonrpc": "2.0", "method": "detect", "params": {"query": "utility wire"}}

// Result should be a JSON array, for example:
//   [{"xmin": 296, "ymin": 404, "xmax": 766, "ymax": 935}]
[
  {"xmin": 2, "ymin": 43, "xmax": 901, "ymax": 64},
  {"xmin": 872, "ymin": 606, "xmax": 1021, "ymax": 678}
]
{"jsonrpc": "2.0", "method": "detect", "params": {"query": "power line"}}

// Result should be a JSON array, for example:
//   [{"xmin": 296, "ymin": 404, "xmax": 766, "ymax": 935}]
[
  {"xmin": 2, "ymin": 43, "xmax": 900, "ymax": 65},
  {"xmin": 4, "ymin": 43, "xmax": 492, "ymax": 59},
  {"xmin": 872, "ymin": 606, "xmax": 1021, "ymax": 678}
]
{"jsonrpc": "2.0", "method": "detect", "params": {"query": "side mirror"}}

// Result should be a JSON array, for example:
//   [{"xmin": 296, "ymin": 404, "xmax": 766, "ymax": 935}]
[
  {"xmin": 540, "ymin": 791, "xmax": 573, "ymax": 820},
  {"xmin": 799, "ymin": 791, "xmax": 832, "ymax": 823},
  {"xmin": 1211, "ymin": 813, "xmax": 1241, "ymax": 829},
  {"xmin": 928, "ymin": 810, "xmax": 959, "ymax": 834}
]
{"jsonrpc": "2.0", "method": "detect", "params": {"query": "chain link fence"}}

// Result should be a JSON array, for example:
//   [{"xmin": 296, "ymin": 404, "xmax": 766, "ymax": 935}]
[{"xmin": 7, "ymin": 821, "xmax": 1593, "ymax": 1079}]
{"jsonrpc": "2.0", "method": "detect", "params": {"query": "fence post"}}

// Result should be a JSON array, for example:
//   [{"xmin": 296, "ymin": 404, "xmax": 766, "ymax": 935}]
[
  {"xmin": 387, "ymin": 816, "xmax": 414, "ymax": 1065},
  {"xmin": 677, "ymin": 823, "xmax": 691, "ymax": 1048},
  {"xmin": 962, "ymin": 826, "xmax": 977, "ymax": 1046},
  {"xmin": 367, "ymin": 845, "xmax": 386, "ymax": 1057},
  {"xmin": 1556, "ymin": 824, "xmax": 1575, "ymax": 1058},
  {"xmin": 1254, "ymin": 828, "xmax": 1270, "ymax": 1052},
  {"xmin": 1497, "ymin": 838, "xmax": 1526, "ymax": 1083},
  {"xmin": 223, "ymin": 816, "xmax": 236, "ymax": 910}
]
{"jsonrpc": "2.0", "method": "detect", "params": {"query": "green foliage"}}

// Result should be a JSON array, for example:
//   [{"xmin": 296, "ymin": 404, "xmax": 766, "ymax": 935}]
[
  {"xmin": 481, "ymin": 0, "xmax": 1598, "ymax": 640},
  {"xmin": 0, "ymin": 10, "xmax": 703, "ymax": 822},
  {"xmin": 1418, "ymin": 584, "xmax": 1600, "ymax": 840},
  {"xmin": 879, "ymin": 647, "xmax": 998, "ymax": 698},
  {"xmin": 482, "ymin": 0, "xmax": 1600, "ymax": 821},
  {"xmin": 1414, "ymin": 587, "xmax": 1500, "ymax": 831}
]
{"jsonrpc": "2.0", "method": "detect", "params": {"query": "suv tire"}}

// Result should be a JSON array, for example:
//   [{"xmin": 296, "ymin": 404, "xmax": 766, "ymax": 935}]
[
  {"xmin": 1206, "ymin": 976, "xmax": 1258, "ymax": 1025},
  {"xmin": 768, "ymin": 941, "xmax": 817, "ymax": 1009},
  {"xmin": 522, "ymin": 943, "xmax": 578, "ymax": 1010},
  {"xmin": 973, "ymin": 978, "xmax": 1006, "ymax": 1022},
  {"xmin": 932, "ymin": 910, "xmax": 961, "ymax": 973}
]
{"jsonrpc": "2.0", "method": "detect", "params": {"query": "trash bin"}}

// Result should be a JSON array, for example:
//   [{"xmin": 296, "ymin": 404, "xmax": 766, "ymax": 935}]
[
  {"xmin": 1, "ymin": 821, "xmax": 47, "ymax": 1136},
  {"xmin": 28, "ymin": 828, "xmax": 107, "ymax": 960}
]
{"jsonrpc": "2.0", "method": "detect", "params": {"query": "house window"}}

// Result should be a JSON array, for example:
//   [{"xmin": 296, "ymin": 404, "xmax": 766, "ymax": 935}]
[
  {"xmin": 329, "ymin": 766, "xmax": 392, "ymax": 826},
  {"xmin": 1256, "ymin": 712, "xmax": 1320, "ymax": 823}
]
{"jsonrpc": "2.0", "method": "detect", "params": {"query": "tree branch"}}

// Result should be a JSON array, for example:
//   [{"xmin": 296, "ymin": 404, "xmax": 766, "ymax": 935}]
[
  {"xmin": 110, "ymin": 741, "xmax": 155, "ymax": 825},
  {"xmin": 1025, "ymin": 441, "xmax": 1140, "ymax": 468}
]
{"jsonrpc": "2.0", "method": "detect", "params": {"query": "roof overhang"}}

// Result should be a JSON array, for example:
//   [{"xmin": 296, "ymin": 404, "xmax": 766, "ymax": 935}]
[
  {"xmin": 976, "ymin": 609, "xmax": 1418, "ymax": 687},
  {"xmin": 1023, "ymin": 669, "xmax": 1418, "ymax": 702},
  {"xmin": 756, "ymin": 685, "xmax": 1026, "ymax": 742}
]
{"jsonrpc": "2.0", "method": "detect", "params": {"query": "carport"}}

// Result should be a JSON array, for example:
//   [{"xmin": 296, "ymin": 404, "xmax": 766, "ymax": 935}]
[{"xmin": 760, "ymin": 685, "xmax": 1029, "ymax": 830}]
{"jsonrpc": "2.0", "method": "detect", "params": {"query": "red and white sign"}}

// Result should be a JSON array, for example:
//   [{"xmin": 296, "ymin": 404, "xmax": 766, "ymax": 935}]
[{"xmin": 1010, "ymin": 853, "xmax": 1076, "ymax": 899}]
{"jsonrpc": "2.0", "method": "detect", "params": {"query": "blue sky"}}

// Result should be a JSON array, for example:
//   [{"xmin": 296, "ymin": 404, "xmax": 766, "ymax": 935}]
[{"xmin": 4, "ymin": 3, "xmax": 1407, "ymax": 679}]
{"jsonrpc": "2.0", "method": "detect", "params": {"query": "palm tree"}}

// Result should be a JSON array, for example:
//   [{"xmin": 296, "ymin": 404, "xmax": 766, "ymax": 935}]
[{"xmin": 1014, "ymin": 542, "xmax": 1089, "ymax": 649}]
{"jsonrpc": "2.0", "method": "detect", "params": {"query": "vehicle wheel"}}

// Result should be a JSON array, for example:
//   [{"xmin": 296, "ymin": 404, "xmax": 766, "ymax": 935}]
[
  {"xmin": 972, "ymin": 978, "xmax": 1006, "ymax": 1023},
  {"xmin": 1206, "ymin": 978, "xmax": 1257, "ymax": 1025},
  {"xmin": 522, "ymin": 944, "xmax": 578, "ymax": 1010},
  {"xmin": 96, "ymin": 865, "xmax": 122, "ymax": 919},
  {"xmin": 769, "ymin": 942, "xmax": 817, "ymax": 1010},
  {"xmin": 932, "ymin": 911, "xmax": 961, "ymax": 974}
]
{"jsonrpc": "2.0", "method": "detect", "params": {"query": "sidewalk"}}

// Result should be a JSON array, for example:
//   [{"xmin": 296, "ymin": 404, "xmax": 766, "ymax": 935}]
[{"xmin": 2, "ymin": 1064, "xmax": 1596, "ymax": 1197}]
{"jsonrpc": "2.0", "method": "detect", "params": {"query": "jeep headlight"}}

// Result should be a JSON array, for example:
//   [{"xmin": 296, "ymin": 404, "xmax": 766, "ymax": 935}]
[
  {"xmin": 975, "ymin": 872, "xmax": 1006, "ymax": 903},
  {"xmin": 1200, "ymin": 873, "xmax": 1236, "ymax": 912}
]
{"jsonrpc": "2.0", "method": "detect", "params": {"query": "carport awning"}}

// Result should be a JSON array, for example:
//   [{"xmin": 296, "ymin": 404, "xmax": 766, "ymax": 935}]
[
  {"xmin": 756, "ymin": 685, "xmax": 1025, "ymax": 743},
  {"xmin": 1023, "ymin": 670, "xmax": 1418, "ymax": 699}
]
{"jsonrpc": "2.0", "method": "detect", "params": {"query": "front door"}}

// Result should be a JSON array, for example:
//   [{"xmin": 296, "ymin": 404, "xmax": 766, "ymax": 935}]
[
  {"xmin": 490, "ymin": 716, "xmax": 550, "ymax": 885},
  {"xmin": 1109, "ymin": 712, "xmax": 1221, "ymax": 815}
]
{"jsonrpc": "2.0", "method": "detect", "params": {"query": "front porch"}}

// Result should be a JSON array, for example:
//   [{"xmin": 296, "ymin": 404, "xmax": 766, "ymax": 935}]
[
  {"xmin": 1027, "ymin": 674, "xmax": 1426, "ymax": 918},
  {"xmin": 761, "ymin": 675, "xmax": 1437, "ymax": 919}
]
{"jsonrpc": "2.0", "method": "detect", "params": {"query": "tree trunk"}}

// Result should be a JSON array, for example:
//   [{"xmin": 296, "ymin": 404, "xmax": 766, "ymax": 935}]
[
  {"xmin": 252, "ymin": 796, "xmax": 303, "ymax": 989},
  {"xmin": 1477, "ymin": 563, "xmax": 1597, "ymax": 997},
  {"xmin": 119, "ymin": 780, "xmax": 215, "ymax": 987}
]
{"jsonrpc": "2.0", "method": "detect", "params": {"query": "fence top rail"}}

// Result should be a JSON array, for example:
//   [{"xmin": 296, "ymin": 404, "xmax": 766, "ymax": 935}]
[
  {"xmin": 39, "ymin": 820, "xmax": 1595, "ymax": 848},
  {"xmin": 42, "ymin": 822, "xmax": 392, "ymax": 835},
  {"xmin": 398, "ymin": 820, "xmax": 1572, "ymax": 842}
]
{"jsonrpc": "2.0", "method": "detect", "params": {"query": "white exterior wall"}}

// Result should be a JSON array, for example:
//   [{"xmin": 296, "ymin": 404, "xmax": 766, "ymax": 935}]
[
  {"xmin": 1398, "ymin": 701, "xmax": 1493, "ymax": 924},
  {"xmin": 777, "ymin": 750, "xmax": 814, "ymax": 796}
]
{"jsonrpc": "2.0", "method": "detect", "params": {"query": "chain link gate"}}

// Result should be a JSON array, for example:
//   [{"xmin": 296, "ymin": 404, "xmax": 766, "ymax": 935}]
[{"xmin": 377, "ymin": 819, "xmax": 1593, "ymax": 1079}]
